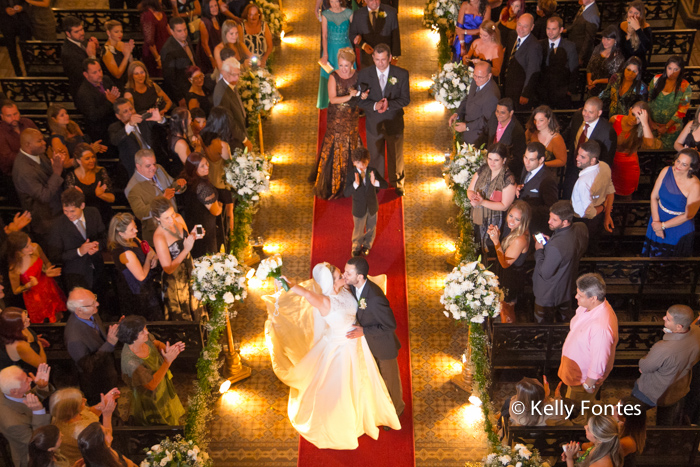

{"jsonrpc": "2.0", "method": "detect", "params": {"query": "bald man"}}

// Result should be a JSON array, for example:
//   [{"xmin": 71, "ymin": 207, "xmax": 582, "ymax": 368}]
[
  {"xmin": 11, "ymin": 128, "xmax": 64, "ymax": 243},
  {"xmin": 503, "ymin": 13, "xmax": 542, "ymax": 111}
]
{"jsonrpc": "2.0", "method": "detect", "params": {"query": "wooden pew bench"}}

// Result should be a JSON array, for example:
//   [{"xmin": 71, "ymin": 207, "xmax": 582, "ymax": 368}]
[{"xmin": 53, "ymin": 9, "xmax": 143, "ymax": 40}]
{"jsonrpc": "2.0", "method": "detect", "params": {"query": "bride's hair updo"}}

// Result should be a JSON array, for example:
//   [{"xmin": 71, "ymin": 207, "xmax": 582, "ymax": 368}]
[{"xmin": 337, "ymin": 47, "xmax": 356, "ymax": 64}]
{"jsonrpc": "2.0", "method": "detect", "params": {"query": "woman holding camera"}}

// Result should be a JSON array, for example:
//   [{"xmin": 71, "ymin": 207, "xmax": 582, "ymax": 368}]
[{"xmin": 181, "ymin": 152, "xmax": 222, "ymax": 258}]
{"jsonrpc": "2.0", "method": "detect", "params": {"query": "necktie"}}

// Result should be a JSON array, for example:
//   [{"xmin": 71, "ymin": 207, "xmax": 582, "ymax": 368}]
[
  {"xmin": 524, "ymin": 171, "xmax": 532, "ymax": 184},
  {"xmin": 360, "ymin": 169, "xmax": 366, "ymax": 185},
  {"xmin": 548, "ymin": 42, "xmax": 555, "ymax": 64},
  {"xmin": 511, "ymin": 38, "xmax": 521, "ymax": 57},
  {"xmin": 379, "ymin": 73, "xmax": 386, "ymax": 93},
  {"xmin": 76, "ymin": 219, "xmax": 86, "ymax": 239},
  {"xmin": 577, "ymin": 123, "xmax": 590, "ymax": 152},
  {"xmin": 152, "ymin": 176, "xmax": 163, "ymax": 192},
  {"xmin": 184, "ymin": 43, "xmax": 195, "ymax": 64},
  {"xmin": 371, "ymin": 10, "xmax": 376, "ymax": 27},
  {"xmin": 132, "ymin": 125, "xmax": 149, "ymax": 149}
]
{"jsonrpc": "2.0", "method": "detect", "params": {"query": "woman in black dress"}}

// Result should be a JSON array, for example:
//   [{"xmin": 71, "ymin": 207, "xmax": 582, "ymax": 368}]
[
  {"xmin": 166, "ymin": 107, "xmax": 199, "ymax": 177},
  {"xmin": 196, "ymin": 0, "xmax": 222, "ymax": 74},
  {"xmin": 186, "ymin": 66, "xmax": 213, "ymax": 117},
  {"xmin": 65, "ymin": 143, "xmax": 116, "ymax": 226},
  {"xmin": 181, "ymin": 152, "xmax": 222, "ymax": 258},
  {"xmin": 586, "ymin": 26, "xmax": 625, "ymax": 98},
  {"xmin": 47, "ymin": 104, "xmax": 107, "ymax": 168},
  {"xmin": 101, "ymin": 20, "xmax": 135, "ymax": 91},
  {"xmin": 619, "ymin": 0, "xmax": 652, "ymax": 69},
  {"xmin": 674, "ymin": 107, "xmax": 700, "ymax": 152},
  {"xmin": 124, "ymin": 60, "xmax": 173, "ymax": 114}
]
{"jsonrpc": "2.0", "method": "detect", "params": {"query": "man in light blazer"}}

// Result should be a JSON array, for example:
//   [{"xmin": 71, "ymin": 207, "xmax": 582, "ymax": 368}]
[
  {"xmin": 503, "ymin": 13, "xmax": 542, "ymax": 111},
  {"xmin": 356, "ymin": 44, "xmax": 410, "ymax": 196},
  {"xmin": 348, "ymin": 0, "xmax": 401, "ymax": 68},
  {"xmin": 213, "ymin": 57, "xmax": 251, "ymax": 151},
  {"xmin": 567, "ymin": 0, "xmax": 600, "ymax": 66},
  {"xmin": 448, "ymin": 62, "xmax": 500, "ymax": 146}
]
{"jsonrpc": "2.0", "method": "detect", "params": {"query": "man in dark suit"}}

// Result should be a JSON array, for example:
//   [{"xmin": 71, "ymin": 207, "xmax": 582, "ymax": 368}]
[
  {"xmin": 60, "ymin": 16, "xmax": 99, "ymax": 99},
  {"xmin": 12, "ymin": 129, "xmax": 63, "ymax": 245},
  {"xmin": 348, "ymin": 0, "xmax": 401, "ymax": 68},
  {"xmin": 344, "ymin": 257, "xmax": 405, "ymax": 418},
  {"xmin": 47, "ymin": 188, "xmax": 106, "ymax": 295},
  {"xmin": 356, "ymin": 44, "xmax": 410, "ymax": 196},
  {"xmin": 539, "ymin": 16, "xmax": 579, "ymax": 109},
  {"xmin": 567, "ymin": 0, "xmax": 600, "ymax": 66},
  {"xmin": 486, "ymin": 98, "xmax": 527, "ymax": 176},
  {"xmin": 161, "ymin": 17, "xmax": 198, "ymax": 106},
  {"xmin": 64, "ymin": 287, "xmax": 120, "ymax": 405},
  {"xmin": 562, "ymin": 97, "xmax": 617, "ymax": 199},
  {"xmin": 213, "ymin": 57, "xmax": 251, "ymax": 151},
  {"xmin": 518, "ymin": 142, "xmax": 559, "ymax": 234},
  {"xmin": 448, "ymin": 62, "xmax": 500, "ymax": 146},
  {"xmin": 75, "ymin": 59, "xmax": 120, "ymax": 149},
  {"xmin": 503, "ymin": 13, "xmax": 541, "ymax": 110},
  {"xmin": 109, "ymin": 98, "xmax": 164, "ymax": 177}
]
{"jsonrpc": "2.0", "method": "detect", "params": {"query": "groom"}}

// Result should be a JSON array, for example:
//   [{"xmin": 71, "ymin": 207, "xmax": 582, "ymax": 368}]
[{"xmin": 344, "ymin": 257, "xmax": 405, "ymax": 418}]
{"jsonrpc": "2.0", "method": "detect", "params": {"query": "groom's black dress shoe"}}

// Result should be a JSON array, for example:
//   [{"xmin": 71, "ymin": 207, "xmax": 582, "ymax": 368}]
[
  {"xmin": 352, "ymin": 249, "xmax": 362, "ymax": 257},
  {"xmin": 361, "ymin": 247, "xmax": 370, "ymax": 256},
  {"xmin": 383, "ymin": 426, "xmax": 391, "ymax": 431}
]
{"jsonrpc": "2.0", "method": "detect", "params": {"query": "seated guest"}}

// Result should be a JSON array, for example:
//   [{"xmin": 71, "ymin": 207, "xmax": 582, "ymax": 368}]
[
  {"xmin": 586, "ymin": 26, "xmax": 625, "ymax": 99},
  {"xmin": 531, "ymin": 0, "xmax": 557, "ymax": 40},
  {"xmin": 61, "ymin": 16, "xmax": 99, "ymax": 99},
  {"xmin": 7, "ymin": 232, "xmax": 66, "ymax": 324},
  {"xmin": 186, "ymin": 66, "xmax": 214, "ymax": 117},
  {"xmin": 538, "ymin": 16, "xmax": 578, "ymax": 110},
  {"xmin": 108, "ymin": 214, "xmax": 162, "ymax": 321},
  {"xmin": 463, "ymin": 20, "xmax": 504, "ymax": 77},
  {"xmin": 167, "ymin": 108, "xmax": 200, "ymax": 177},
  {"xmin": 47, "ymin": 105, "xmax": 108, "ymax": 167},
  {"xmin": 0, "ymin": 308, "xmax": 47, "ymax": 373},
  {"xmin": 109, "ymin": 98, "xmax": 165, "ymax": 177},
  {"xmin": 567, "ymin": 0, "xmax": 599, "ymax": 67},
  {"xmin": 0, "ymin": 101, "xmax": 38, "ymax": 178},
  {"xmin": 525, "ymin": 105, "xmax": 566, "ymax": 169},
  {"xmin": 619, "ymin": 0, "xmax": 652, "ymax": 69},
  {"xmin": 161, "ymin": 17, "xmax": 200, "ymax": 106},
  {"xmin": 649, "ymin": 56, "xmax": 692, "ymax": 150},
  {"xmin": 47, "ymin": 188, "xmax": 107, "ymax": 294},
  {"xmin": 123, "ymin": 61, "xmax": 173, "ymax": 114},
  {"xmin": 101, "ymin": 20, "xmax": 135, "ymax": 92},
  {"xmin": 77, "ymin": 422, "xmax": 138, "ymax": 467},
  {"xmin": 508, "ymin": 377, "xmax": 567, "ymax": 425},
  {"xmin": 182, "ymin": 153, "xmax": 222, "ymax": 258},
  {"xmin": 64, "ymin": 287, "xmax": 120, "ymax": 406},
  {"xmin": 75, "ymin": 59, "xmax": 120, "ymax": 148},
  {"xmin": 486, "ymin": 98, "xmax": 527, "ymax": 176},
  {"xmin": 117, "ymin": 315, "xmax": 186, "ymax": 426},
  {"xmin": 0, "ymin": 364, "xmax": 52, "ymax": 467},
  {"xmin": 241, "ymin": 3, "xmax": 274, "ymax": 66},
  {"xmin": 517, "ymin": 142, "xmax": 558, "ymax": 234},
  {"xmin": 138, "ymin": 0, "xmax": 170, "ymax": 77},
  {"xmin": 213, "ymin": 19, "xmax": 253, "ymax": 71},
  {"xmin": 197, "ymin": 0, "xmax": 223, "ymax": 74},
  {"xmin": 65, "ymin": 145, "xmax": 115, "ymax": 227},
  {"xmin": 49, "ymin": 388, "xmax": 117, "ymax": 466},
  {"xmin": 28, "ymin": 424, "xmax": 70, "ymax": 467},
  {"xmin": 675, "ymin": 108, "xmax": 700, "ymax": 152},
  {"xmin": 642, "ymin": 149, "xmax": 700, "ymax": 257},
  {"xmin": 614, "ymin": 397, "xmax": 646, "ymax": 465},
  {"xmin": 448, "ymin": 62, "xmax": 500, "ymax": 146},
  {"xmin": 562, "ymin": 414, "xmax": 622, "ymax": 467},
  {"xmin": 599, "ymin": 57, "xmax": 648, "ymax": 117}
]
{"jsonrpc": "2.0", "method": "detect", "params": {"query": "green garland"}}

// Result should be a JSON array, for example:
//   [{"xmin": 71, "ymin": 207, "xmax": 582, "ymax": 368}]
[
  {"xmin": 230, "ymin": 202, "xmax": 256, "ymax": 262},
  {"xmin": 437, "ymin": 28, "xmax": 453, "ymax": 68}
]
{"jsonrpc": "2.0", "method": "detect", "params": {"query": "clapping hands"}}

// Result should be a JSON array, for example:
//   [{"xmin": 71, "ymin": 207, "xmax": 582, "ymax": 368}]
[
  {"xmin": 29, "ymin": 363, "xmax": 51, "ymax": 389},
  {"xmin": 375, "ymin": 98, "xmax": 388, "ymax": 113},
  {"xmin": 161, "ymin": 341, "xmax": 186, "ymax": 363}
]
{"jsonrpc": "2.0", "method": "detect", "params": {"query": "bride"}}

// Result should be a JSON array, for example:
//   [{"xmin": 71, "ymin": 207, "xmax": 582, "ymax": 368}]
[{"xmin": 263, "ymin": 263, "xmax": 401, "ymax": 450}]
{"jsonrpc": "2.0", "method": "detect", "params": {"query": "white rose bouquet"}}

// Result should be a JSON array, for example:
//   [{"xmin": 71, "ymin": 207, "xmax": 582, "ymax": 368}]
[
  {"xmin": 237, "ymin": 67, "xmax": 281, "ymax": 118},
  {"xmin": 140, "ymin": 436, "xmax": 212, "ymax": 467},
  {"xmin": 191, "ymin": 249, "xmax": 248, "ymax": 307},
  {"xmin": 482, "ymin": 444, "xmax": 551, "ymax": 467},
  {"xmin": 423, "ymin": 0, "xmax": 461, "ymax": 31},
  {"xmin": 253, "ymin": 0, "xmax": 286, "ymax": 36},
  {"xmin": 256, "ymin": 254, "xmax": 288, "ymax": 291},
  {"xmin": 441, "ymin": 259, "xmax": 503, "ymax": 323},
  {"xmin": 444, "ymin": 142, "xmax": 486, "ymax": 212},
  {"xmin": 223, "ymin": 148, "xmax": 271, "ymax": 206},
  {"xmin": 430, "ymin": 62, "xmax": 473, "ymax": 110}
]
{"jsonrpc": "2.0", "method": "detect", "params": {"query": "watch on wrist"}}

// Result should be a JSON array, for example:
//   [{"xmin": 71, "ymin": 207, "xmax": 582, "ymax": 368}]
[{"xmin": 583, "ymin": 382, "xmax": 595, "ymax": 391}]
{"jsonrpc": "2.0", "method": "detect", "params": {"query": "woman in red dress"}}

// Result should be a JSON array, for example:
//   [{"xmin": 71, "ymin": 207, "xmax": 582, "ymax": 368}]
[
  {"xmin": 139, "ymin": 0, "xmax": 170, "ymax": 77},
  {"xmin": 6, "ymin": 232, "xmax": 66, "ymax": 323}
]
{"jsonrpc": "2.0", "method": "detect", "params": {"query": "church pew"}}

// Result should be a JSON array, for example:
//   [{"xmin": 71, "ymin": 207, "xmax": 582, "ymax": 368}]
[
  {"xmin": 646, "ymin": 29, "xmax": 696, "ymax": 67},
  {"xmin": 53, "ymin": 9, "xmax": 143, "ymax": 40},
  {"xmin": 111, "ymin": 426, "xmax": 185, "ymax": 463}
]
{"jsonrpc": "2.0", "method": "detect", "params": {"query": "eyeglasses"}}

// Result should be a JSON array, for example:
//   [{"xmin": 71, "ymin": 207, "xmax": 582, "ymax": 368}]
[
  {"xmin": 473, "ymin": 75, "xmax": 488, "ymax": 79},
  {"xmin": 80, "ymin": 301, "xmax": 98, "ymax": 309}
]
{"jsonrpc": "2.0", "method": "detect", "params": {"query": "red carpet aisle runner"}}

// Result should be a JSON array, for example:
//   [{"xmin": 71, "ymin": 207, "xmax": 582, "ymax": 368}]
[{"xmin": 296, "ymin": 111, "xmax": 415, "ymax": 466}]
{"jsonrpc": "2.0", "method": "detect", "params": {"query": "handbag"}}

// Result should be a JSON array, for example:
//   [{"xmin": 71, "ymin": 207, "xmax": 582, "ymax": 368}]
[{"xmin": 500, "ymin": 301, "xmax": 515, "ymax": 323}]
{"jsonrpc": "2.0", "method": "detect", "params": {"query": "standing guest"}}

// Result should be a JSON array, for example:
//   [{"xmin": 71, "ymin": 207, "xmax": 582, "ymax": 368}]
[
  {"xmin": 77, "ymin": 422, "xmax": 138, "ymax": 467},
  {"xmin": 213, "ymin": 57, "xmax": 251, "ymax": 151},
  {"xmin": 12, "ymin": 129, "xmax": 64, "ymax": 245},
  {"xmin": 486, "ymin": 98, "xmax": 527, "ymax": 176},
  {"xmin": 532, "ymin": 201, "xmax": 588, "ymax": 323},
  {"xmin": 538, "ymin": 16, "xmax": 578, "ymax": 110},
  {"xmin": 0, "ymin": 0, "xmax": 32, "ymax": 76},
  {"xmin": 317, "ymin": 0, "xmax": 352, "ymax": 110},
  {"xmin": 525, "ymin": 105, "xmax": 566, "ymax": 169},
  {"xmin": 197, "ymin": 0, "xmax": 223, "ymax": 74},
  {"xmin": 186, "ymin": 66, "xmax": 214, "ymax": 117},
  {"xmin": 181, "ymin": 153, "xmax": 222, "ymax": 258},
  {"xmin": 28, "ymin": 424, "xmax": 69, "ymax": 467},
  {"xmin": 642, "ymin": 149, "xmax": 700, "ymax": 257},
  {"xmin": 648, "ymin": 56, "xmax": 692, "ymax": 150},
  {"xmin": 674, "ymin": 108, "xmax": 700, "ymax": 152},
  {"xmin": 101, "ymin": 20, "xmax": 135, "ymax": 92},
  {"xmin": 585, "ymin": 26, "xmax": 625, "ymax": 99},
  {"xmin": 24, "ymin": 0, "xmax": 56, "ymax": 41},
  {"xmin": 64, "ymin": 287, "xmax": 120, "ymax": 406},
  {"xmin": 463, "ymin": 21, "xmax": 504, "ymax": 77},
  {"xmin": 213, "ymin": 20, "xmax": 253, "ymax": 71},
  {"xmin": 619, "ymin": 0, "xmax": 652, "ymax": 69},
  {"xmin": 168, "ymin": 0, "xmax": 201, "ymax": 25},
  {"xmin": 109, "ymin": 98, "xmax": 165, "ymax": 177},
  {"xmin": 609, "ymin": 101, "xmax": 660, "ymax": 198},
  {"xmin": 567, "ymin": 0, "xmax": 600, "ymax": 67},
  {"xmin": 200, "ymin": 107, "xmax": 234, "ymax": 239},
  {"xmin": 64, "ymin": 145, "xmax": 115, "ymax": 227},
  {"xmin": 0, "ymin": 308, "xmax": 47, "ymax": 373},
  {"xmin": 0, "ymin": 364, "xmax": 52, "ymax": 467},
  {"xmin": 117, "ymin": 315, "xmax": 186, "ymax": 426},
  {"xmin": 517, "ymin": 142, "xmax": 558, "ymax": 235},
  {"xmin": 161, "ymin": 17, "xmax": 200, "ymax": 107},
  {"xmin": 453, "ymin": 0, "xmax": 491, "ymax": 61},
  {"xmin": 531, "ymin": 0, "xmax": 556, "ymax": 40},
  {"xmin": 503, "ymin": 13, "xmax": 541, "ymax": 111},
  {"xmin": 0, "ymin": 101, "xmax": 37, "ymax": 178},
  {"xmin": 497, "ymin": 0, "xmax": 522, "ymax": 55},
  {"xmin": 75, "ymin": 59, "xmax": 120, "ymax": 148},
  {"xmin": 124, "ymin": 61, "xmax": 173, "ymax": 115},
  {"xmin": 190, "ymin": 107, "xmax": 207, "ymax": 146},
  {"xmin": 241, "ymin": 3, "xmax": 273, "ymax": 66},
  {"xmin": 0, "ymin": 214, "xmax": 32, "ymax": 309},
  {"xmin": 47, "ymin": 105, "xmax": 107, "ymax": 167},
  {"xmin": 562, "ymin": 414, "xmax": 623, "ymax": 467},
  {"xmin": 599, "ymin": 56, "xmax": 648, "ymax": 117},
  {"xmin": 167, "ymin": 107, "xmax": 199, "ymax": 178},
  {"xmin": 139, "ymin": 0, "xmax": 170, "ymax": 77},
  {"xmin": 448, "ymin": 61, "xmax": 500, "ymax": 147},
  {"xmin": 107, "ymin": 213, "xmax": 162, "ymax": 321},
  {"xmin": 61, "ymin": 17, "xmax": 99, "ymax": 99},
  {"xmin": 631, "ymin": 305, "xmax": 700, "ymax": 425},
  {"xmin": 466, "ymin": 143, "xmax": 517, "ymax": 252},
  {"xmin": 356, "ymin": 44, "xmax": 410, "ymax": 196},
  {"xmin": 314, "ymin": 48, "xmax": 364, "ymax": 200},
  {"xmin": 47, "ymin": 188, "xmax": 106, "ymax": 294},
  {"xmin": 558, "ymin": 273, "xmax": 618, "ymax": 403},
  {"xmin": 348, "ymin": 0, "xmax": 401, "ymax": 69}
]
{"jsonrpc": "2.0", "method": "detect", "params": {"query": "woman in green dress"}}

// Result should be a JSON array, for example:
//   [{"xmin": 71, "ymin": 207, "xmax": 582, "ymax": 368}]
[
  {"xmin": 649, "ymin": 55, "xmax": 692, "ymax": 150},
  {"xmin": 317, "ymin": 0, "xmax": 353, "ymax": 110},
  {"xmin": 117, "ymin": 316, "xmax": 186, "ymax": 426}
]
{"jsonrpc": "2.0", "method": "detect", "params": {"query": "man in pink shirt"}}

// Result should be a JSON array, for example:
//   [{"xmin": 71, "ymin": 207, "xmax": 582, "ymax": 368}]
[{"xmin": 558, "ymin": 273, "xmax": 618, "ymax": 404}]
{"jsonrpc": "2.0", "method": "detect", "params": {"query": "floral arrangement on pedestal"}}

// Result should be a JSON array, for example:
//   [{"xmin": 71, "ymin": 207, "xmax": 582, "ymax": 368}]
[
  {"xmin": 444, "ymin": 142, "xmax": 486, "ymax": 212},
  {"xmin": 140, "ymin": 436, "xmax": 212, "ymax": 467},
  {"xmin": 253, "ymin": 0, "xmax": 286, "ymax": 37},
  {"xmin": 237, "ymin": 66, "xmax": 281, "ymax": 143},
  {"xmin": 431, "ymin": 62, "xmax": 473, "ymax": 110},
  {"xmin": 422, "ymin": 0, "xmax": 461, "ymax": 65},
  {"xmin": 482, "ymin": 444, "xmax": 551, "ymax": 467},
  {"xmin": 441, "ymin": 259, "xmax": 503, "ymax": 324},
  {"xmin": 186, "ymin": 249, "xmax": 248, "ymax": 448}
]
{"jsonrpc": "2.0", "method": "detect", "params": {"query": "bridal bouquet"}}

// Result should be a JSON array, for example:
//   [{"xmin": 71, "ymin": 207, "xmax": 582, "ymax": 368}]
[
  {"xmin": 253, "ymin": 0, "xmax": 286, "ymax": 36},
  {"xmin": 431, "ymin": 62, "xmax": 473, "ymax": 110},
  {"xmin": 444, "ymin": 142, "xmax": 486, "ymax": 211},
  {"xmin": 191, "ymin": 250, "xmax": 248, "ymax": 307},
  {"xmin": 441, "ymin": 259, "xmax": 503, "ymax": 323},
  {"xmin": 423, "ymin": 0, "xmax": 461, "ymax": 31},
  {"xmin": 482, "ymin": 444, "xmax": 551, "ymax": 467},
  {"xmin": 256, "ymin": 254, "xmax": 289, "ymax": 291},
  {"xmin": 223, "ymin": 148, "xmax": 272, "ymax": 206},
  {"xmin": 140, "ymin": 436, "xmax": 212, "ymax": 467},
  {"xmin": 238, "ymin": 67, "xmax": 281, "ymax": 119}
]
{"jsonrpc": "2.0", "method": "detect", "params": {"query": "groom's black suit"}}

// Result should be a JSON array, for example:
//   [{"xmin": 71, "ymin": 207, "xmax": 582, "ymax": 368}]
[{"xmin": 350, "ymin": 278, "xmax": 405, "ymax": 416}]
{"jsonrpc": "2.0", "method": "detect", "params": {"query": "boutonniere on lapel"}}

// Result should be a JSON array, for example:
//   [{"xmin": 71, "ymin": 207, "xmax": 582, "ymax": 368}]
[
  {"xmin": 359, "ymin": 298, "xmax": 367, "ymax": 309},
  {"xmin": 377, "ymin": 10, "xmax": 386, "ymax": 18},
  {"xmin": 388, "ymin": 77, "xmax": 397, "ymax": 85}
]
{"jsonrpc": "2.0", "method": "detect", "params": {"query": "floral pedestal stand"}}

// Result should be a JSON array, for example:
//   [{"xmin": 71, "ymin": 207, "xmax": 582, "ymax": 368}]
[{"xmin": 223, "ymin": 305, "xmax": 252, "ymax": 384}]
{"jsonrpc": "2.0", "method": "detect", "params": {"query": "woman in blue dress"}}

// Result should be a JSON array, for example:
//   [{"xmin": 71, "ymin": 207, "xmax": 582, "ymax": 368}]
[
  {"xmin": 317, "ymin": 0, "xmax": 353, "ymax": 110},
  {"xmin": 642, "ymin": 148, "xmax": 700, "ymax": 257},
  {"xmin": 454, "ymin": 0, "xmax": 491, "ymax": 62}
]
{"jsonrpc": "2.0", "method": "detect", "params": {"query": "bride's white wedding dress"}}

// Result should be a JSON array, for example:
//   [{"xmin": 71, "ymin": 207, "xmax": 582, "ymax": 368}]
[{"xmin": 263, "ymin": 279, "xmax": 401, "ymax": 450}]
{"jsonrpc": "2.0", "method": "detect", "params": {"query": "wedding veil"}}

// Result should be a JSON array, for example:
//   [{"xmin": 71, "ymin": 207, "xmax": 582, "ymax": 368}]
[{"xmin": 312, "ymin": 263, "xmax": 334, "ymax": 296}]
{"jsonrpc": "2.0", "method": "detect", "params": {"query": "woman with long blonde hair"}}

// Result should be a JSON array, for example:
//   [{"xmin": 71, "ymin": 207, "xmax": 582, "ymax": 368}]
[
  {"xmin": 563, "ymin": 414, "xmax": 624, "ymax": 467},
  {"xmin": 213, "ymin": 19, "xmax": 253, "ymax": 70}
]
